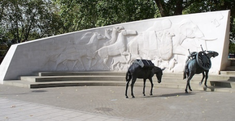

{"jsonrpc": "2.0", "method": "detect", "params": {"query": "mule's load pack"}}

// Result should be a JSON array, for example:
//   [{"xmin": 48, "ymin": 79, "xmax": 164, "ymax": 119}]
[
  {"xmin": 187, "ymin": 45, "xmax": 212, "ymax": 71},
  {"xmin": 133, "ymin": 59, "xmax": 155, "ymax": 69},
  {"xmin": 196, "ymin": 51, "xmax": 211, "ymax": 70}
]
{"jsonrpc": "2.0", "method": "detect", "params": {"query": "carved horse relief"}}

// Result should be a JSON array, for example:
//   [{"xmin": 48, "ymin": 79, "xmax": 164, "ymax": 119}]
[
  {"xmin": 104, "ymin": 26, "xmax": 124, "ymax": 46},
  {"xmin": 111, "ymin": 55, "xmax": 131, "ymax": 70},
  {"xmin": 55, "ymin": 32, "xmax": 106, "ymax": 70},
  {"xmin": 97, "ymin": 27, "xmax": 137, "ymax": 68}
]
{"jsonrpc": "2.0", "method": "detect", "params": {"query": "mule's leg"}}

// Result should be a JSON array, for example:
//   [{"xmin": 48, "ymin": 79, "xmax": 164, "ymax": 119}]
[
  {"xmin": 199, "ymin": 72, "xmax": 205, "ymax": 85},
  {"xmin": 185, "ymin": 80, "xmax": 188, "ymax": 93},
  {"xmin": 204, "ymin": 71, "xmax": 209, "ymax": 87},
  {"xmin": 188, "ymin": 80, "xmax": 193, "ymax": 92},
  {"xmin": 149, "ymin": 78, "xmax": 154, "ymax": 96},
  {"xmin": 185, "ymin": 72, "xmax": 189, "ymax": 93},
  {"xmin": 143, "ymin": 79, "xmax": 146, "ymax": 96},
  {"xmin": 125, "ymin": 80, "xmax": 130, "ymax": 98},
  {"xmin": 185, "ymin": 73, "xmax": 193, "ymax": 93},
  {"xmin": 125, "ymin": 72, "xmax": 131, "ymax": 98},
  {"xmin": 183, "ymin": 68, "xmax": 187, "ymax": 79},
  {"xmin": 131, "ymin": 77, "xmax": 137, "ymax": 98}
]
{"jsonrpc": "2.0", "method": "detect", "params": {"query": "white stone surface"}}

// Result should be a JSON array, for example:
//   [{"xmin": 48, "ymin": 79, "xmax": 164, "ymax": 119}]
[{"xmin": 0, "ymin": 10, "xmax": 230, "ymax": 81}]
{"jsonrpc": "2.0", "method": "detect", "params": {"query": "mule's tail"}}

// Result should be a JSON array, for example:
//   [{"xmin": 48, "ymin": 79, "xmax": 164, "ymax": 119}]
[{"xmin": 126, "ymin": 71, "xmax": 132, "ymax": 82}]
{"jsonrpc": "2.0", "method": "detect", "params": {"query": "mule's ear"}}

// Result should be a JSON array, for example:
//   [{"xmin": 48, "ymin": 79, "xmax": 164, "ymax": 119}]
[{"xmin": 161, "ymin": 67, "xmax": 166, "ymax": 71}]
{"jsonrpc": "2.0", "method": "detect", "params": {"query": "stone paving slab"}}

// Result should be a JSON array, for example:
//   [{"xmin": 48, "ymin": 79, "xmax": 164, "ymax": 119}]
[
  {"xmin": 1, "ymin": 84, "xmax": 235, "ymax": 121},
  {"xmin": 0, "ymin": 98, "xmax": 132, "ymax": 121}
]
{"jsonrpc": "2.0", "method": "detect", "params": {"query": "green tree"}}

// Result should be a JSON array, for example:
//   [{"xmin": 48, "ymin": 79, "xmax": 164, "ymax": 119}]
[
  {"xmin": 229, "ymin": 42, "xmax": 235, "ymax": 54},
  {"xmin": 154, "ymin": 0, "xmax": 196, "ymax": 17},
  {"xmin": 53, "ymin": 0, "xmax": 156, "ymax": 32},
  {"xmin": 0, "ymin": 0, "xmax": 63, "ymax": 43}
]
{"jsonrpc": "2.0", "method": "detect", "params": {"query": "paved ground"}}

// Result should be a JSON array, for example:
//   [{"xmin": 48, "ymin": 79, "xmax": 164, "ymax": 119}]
[{"xmin": 0, "ymin": 84, "xmax": 235, "ymax": 121}]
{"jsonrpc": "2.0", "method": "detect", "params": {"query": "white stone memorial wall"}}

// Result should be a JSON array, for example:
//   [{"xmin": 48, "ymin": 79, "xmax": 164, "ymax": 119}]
[{"xmin": 0, "ymin": 10, "xmax": 231, "ymax": 81}]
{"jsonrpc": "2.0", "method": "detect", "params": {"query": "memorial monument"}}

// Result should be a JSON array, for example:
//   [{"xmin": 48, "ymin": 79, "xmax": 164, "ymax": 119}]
[{"xmin": 0, "ymin": 10, "xmax": 231, "ymax": 82}]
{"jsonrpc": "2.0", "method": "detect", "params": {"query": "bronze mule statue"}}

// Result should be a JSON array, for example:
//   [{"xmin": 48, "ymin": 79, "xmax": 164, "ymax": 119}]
[
  {"xmin": 183, "ymin": 47, "xmax": 218, "ymax": 93},
  {"xmin": 125, "ymin": 59, "xmax": 165, "ymax": 98}
]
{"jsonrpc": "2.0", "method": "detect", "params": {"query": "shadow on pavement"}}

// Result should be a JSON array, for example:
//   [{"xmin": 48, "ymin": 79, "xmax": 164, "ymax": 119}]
[
  {"xmin": 143, "ymin": 92, "xmax": 195, "ymax": 98},
  {"xmin": 31, "ymin": 90, "xmax": 47, "ymax": 93}
]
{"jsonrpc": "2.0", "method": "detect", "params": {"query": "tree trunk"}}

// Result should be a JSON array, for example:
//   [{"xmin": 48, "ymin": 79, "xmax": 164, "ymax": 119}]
[
  {"xmin": 174, "ymin": 0, "xmax": 183, "ymax": 15},
  {"xmin": 154, "ymin": 0, "xmax": 166, "ymax": 17}
]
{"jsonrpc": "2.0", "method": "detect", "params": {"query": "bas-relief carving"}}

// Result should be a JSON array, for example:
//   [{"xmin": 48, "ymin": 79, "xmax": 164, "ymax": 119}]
[
  {"xmin": 97, "ymin": 27, "xmax": 137, "ymax": 66},
  {"xmin": 52, "ymin": 32, "xmax": 106, "ymax": 70},
  {"xmin": 211, "ymin": 13, "xmax": 224, "ymax": 27},
  {"xmin": 46, "ymin": 15, "xmax": 223, "ymax": 72}
]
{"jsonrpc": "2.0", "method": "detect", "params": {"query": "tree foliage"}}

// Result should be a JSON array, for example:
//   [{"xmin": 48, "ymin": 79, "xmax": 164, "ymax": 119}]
[
  {"xmin": 53, "ymin": 0, "xmax": 156, "ymax": 32},
  {"xmin": 0, "ymin": 0, "xmax": 62, "ymax": 44},
  {"xmin": 154, "ymin": 0, "xmax": 195, "ymax": 16}
]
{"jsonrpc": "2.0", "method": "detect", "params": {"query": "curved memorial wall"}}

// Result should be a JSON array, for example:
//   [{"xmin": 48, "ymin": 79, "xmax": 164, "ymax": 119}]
[{"xmin": 0, "ymin": 10, "xmax": 230, "ymax": 81}]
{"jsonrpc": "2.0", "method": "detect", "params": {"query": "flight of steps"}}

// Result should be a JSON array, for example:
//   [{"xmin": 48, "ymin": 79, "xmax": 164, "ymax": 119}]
[{"xmin": 3, "ymin": 71, "xmax": 235, "ymax": 92}]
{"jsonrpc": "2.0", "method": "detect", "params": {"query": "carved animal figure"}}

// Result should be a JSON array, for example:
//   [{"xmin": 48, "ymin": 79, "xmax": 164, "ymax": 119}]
[
  {"xmin": 104, "ymin": 26, "xmax": 124, "ymax": 46},
  {"xmin": 56, "ymin": 32, "xmax": 106, "ymax": 70},
  {"xmin": 97, "ymin": 29, "xmax": 137, "ymax": 65},
  {"xmin": 125, "ymin": 62, "xmax": 164, "ymax": 98},
  {"xmin": 111, "ymin": 54, "xmax": 131, "ymax": 70},
  {"xmin": 157, "ymin": 31, "xmax": 175, "ymax": 60},
  {"xmin": 169, "ymin": 58, "xmax": 178, "ymax": 72},
  {"xmin": 128, "ymin": 30, "xmax": 174, "ymax": 63},
  {"xmin": 173, "ymin": 19, "xmax": 216, "ymax": 55},
  {"xmin": 183, "ymin": 51, "xmax": 218, "ymax": 93}
]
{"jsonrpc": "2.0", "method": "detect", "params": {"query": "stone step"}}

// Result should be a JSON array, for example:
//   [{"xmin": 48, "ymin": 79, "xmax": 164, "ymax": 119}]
[
  {"xmin": 3, "ymin": 80, "xmax": 31, "ymax": 88},
  {"xmin": 20, "ymin": 75, "xmax": 229, "ymax": 83},
  {"xmin": 6, "ymin": 74, "xmax": 208, "ymax": 85},
  {"xmin": 220, "ymin": 71, "xmax": 235, "ymax": 76},
  {"xmin": 3, "ymin": 75, "xmax": 222, "ymax": 87},
  {"xmin": 29, "ymin": 82, "xmax": 206, "ymax": 91},
  {"xmin": 3, "ymin": 71, "xmax": 235, "ymax": 93},
  {"xmin": 224, "ymin": 66, "xmax": 235, "ymax": 71},
  {"xmin": 0, "ymin": 79, "xmax": 210, "ymax": 88},
  {"xmin": 20, "ymin": 75, "xmax": 125, "ymax": 82},
  {"xmin": 21, "ymin": 72, "xmax": 232, "ymax": 82},
  {"xmin": 3, "ymin": 80, "xmax": 233, "ymax": 92},
  {"xmin": 39, "ymin": 71, "xmax": 235, "ymax": 78},
  {"xmin": 29, "ymin": 81, "xmax": 126, "ymax": 88},
  {"xmin": 38, "ymin": 71, "xmax": 124, "ymax": 76}
]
